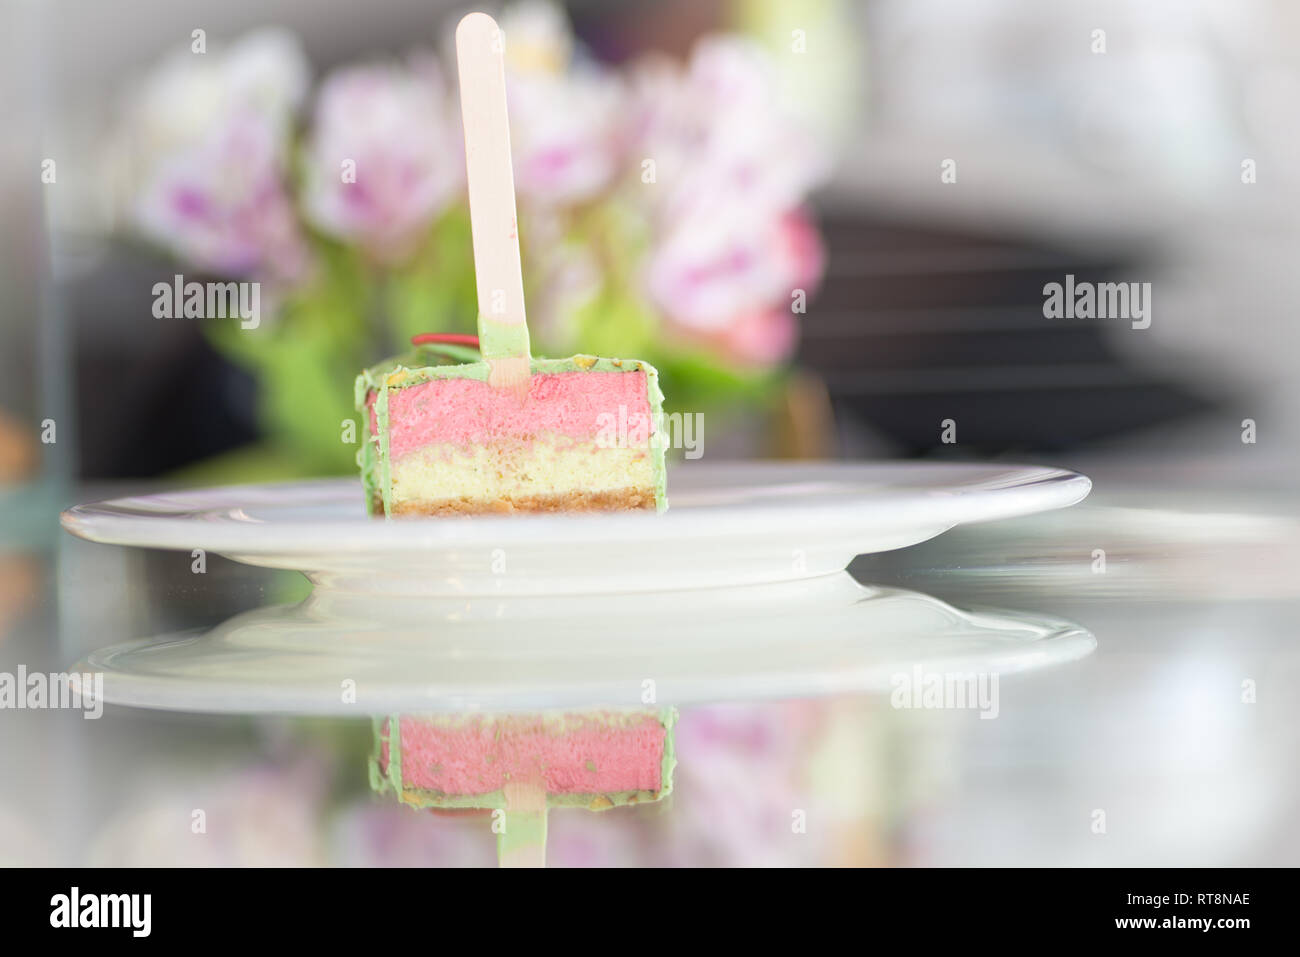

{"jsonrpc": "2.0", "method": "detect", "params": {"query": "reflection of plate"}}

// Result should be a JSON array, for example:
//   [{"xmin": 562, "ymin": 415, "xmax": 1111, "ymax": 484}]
[
  {"xmin": 73, "ymin": 575, "xmax": 1095, "ymax": 715},
  {"xmin": 61, "ymin": 462, "xmax": 1090, "ymax": 595}
]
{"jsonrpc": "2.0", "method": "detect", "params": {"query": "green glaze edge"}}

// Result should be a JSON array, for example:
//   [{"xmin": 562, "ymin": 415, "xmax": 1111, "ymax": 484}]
[
  {"xmin": 368, "ymin": 713, "xmax": 404, "ymax": 796},
  {"xmin": 477, "ymin": 311, "xmax": 531, "ymax": 363},
  {"xmin": 354, "ymin": 353, "xmax": 669, "ymax": 516},
  {"xmin": 368, "ymin": 708, "xmax": 678, "ymax": 811}
]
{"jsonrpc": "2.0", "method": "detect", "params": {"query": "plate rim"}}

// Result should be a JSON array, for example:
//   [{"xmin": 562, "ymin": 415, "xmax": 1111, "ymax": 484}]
[{"xmin": 60, "ymin": 461, "xmax": 1092, "ymax": 553}]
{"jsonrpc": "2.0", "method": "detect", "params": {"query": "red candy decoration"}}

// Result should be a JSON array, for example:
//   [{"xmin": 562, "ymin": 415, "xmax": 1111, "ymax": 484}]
[{"xmin": 411, "ymin": 333, "xmax": 480, "ymax": 348}]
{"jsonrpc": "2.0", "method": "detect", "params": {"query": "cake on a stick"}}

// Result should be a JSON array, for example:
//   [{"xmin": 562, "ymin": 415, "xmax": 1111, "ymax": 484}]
[
  {"xmin": 354, "ymin": 12, "xmax": 666, "ymax": 517},
  {"xmin": 356, "ymin": 337, "xmax": 666, "ymax": 516}
]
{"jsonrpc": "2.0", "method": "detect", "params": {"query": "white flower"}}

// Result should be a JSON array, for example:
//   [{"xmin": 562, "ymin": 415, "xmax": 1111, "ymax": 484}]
[
  {"xmin": 133, "ymin": 109, "xmax": 309, "ymax": 279},
  {"xmin": 629, "ymin": 36, "xmax": 829, "ymax": 358},
  {"xmin": 631, "ymin": 36, "xmax": 827, "ymax": 233},
  {"xmin": 301, "ymin": 57, "xmax": 464, "ymax": 262},
  {"xmin": 507, "ymin": 68, "xmax": 627, "ymax": 205},
  {"xmin": 117, "ymin": 28, "xmax": 307, "ymax": 186},
  {"xmin": 113, "ymin": 28, "xmax": 311, "ymax": 279}
]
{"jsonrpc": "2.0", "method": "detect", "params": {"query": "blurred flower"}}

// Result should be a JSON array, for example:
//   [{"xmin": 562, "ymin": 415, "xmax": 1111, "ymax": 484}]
[
  {"xmin": 331, "ymin": 802, "xmax": 495, "ymax": 867},
  {"xmin": 660, "ymin": 701, "xmax": 834, "ymax": 866},
  {"xmin": 135, "ymin": 110, "xmax": 309, "ymax": 280},
  {"xmin": 645, "ymin": 223, "xmax": 778, "ymax": 331},
  {"xmin": 120, "ymin": 28, "xmax": 308, "ymax": 163},
  {"xmin": 632, "ymin": 37, "xmax": 827, "ymax": 232},
  {"xmin": 774, "ymin": 207, "xmax": 828, "ymax": 292},
  {"xmin": 115, "ymin": 29, "xmax": 311, "ymax": 281},
  {"xmin": 645, "ymin": 209, "xmax": 823, "ymax": 364},
  {"xmin": 507, "ymin": 69, "xmax": 627, "ymax": 206},
  {"xmin": 497, "ymin": 3, "xmax": 627, "ymax": 206},
  {"xmin": 645, "ymin": 215, "xmax": 799, "ymax": 332},
  {"xmin": 500, "ymin": 0, "xmax": 573, "ymax": 74},
  {"xmin": 302, "ymin": 58, "xmax": 464, "ymax": 263},
  {"xmin": 89, "ymin": 762, "xmax": 326, "ymax": 866},
  {"xmin": 520, "ymin": 208, "xmax": 604, "ymax": 344},
  {"xmin": 630, "ymin": 37, "xmax": 829, "ymax": 366},
  {"xmin": 548, "ymin": 805, "xmax": 652, "ymax": 867},
  {"xmin": 716, "ymin": 308, "xmax": 798, "ymax": 366},
  {"xmin": 106, "ymin": 13, "xmax": 835, "ymax": 462}
]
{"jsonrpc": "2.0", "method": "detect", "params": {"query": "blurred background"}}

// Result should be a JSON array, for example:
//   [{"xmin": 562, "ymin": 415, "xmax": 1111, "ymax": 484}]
[{"xmin": 1, "ymin": 0, "xmax": 1298, "ymax": 866}]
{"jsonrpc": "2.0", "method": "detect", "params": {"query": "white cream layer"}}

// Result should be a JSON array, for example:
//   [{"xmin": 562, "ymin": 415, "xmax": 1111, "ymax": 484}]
[{"xmin": 389, "ymin": 434, "xmax": 655, "ymax": 505}]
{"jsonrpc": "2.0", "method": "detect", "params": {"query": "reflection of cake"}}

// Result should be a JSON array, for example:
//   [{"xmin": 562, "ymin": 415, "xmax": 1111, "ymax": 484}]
[
  {"xmin": 355, "ymin": 339, "xmax": 667, "ymax": 516},
  {"xmin": 371, "ymin": 709, "xmax": 676, "ymax": 867}
]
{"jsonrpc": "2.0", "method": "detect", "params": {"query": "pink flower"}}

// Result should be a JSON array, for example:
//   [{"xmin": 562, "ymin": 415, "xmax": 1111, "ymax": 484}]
[
  {"xmin": 120, "ymin": 28, "xmax": 308, "ymax": 164},
  {"xmin": 89, "ymin": 763, "xmax": 327, "ymax": 866},
  {"xmin": 654, "ymin": 702, "xmax": 833, "ymax": 866},
  {"xmin": 491, "ymin": 2, "xmax": 627, "ymax": 206},
  {"xmin": 711, "ymin": 213, "xmax": 823, "ymax": 365},
  {"xmin": 507, "ymin": 69, "xmax": 627, "ymax": 205},
  {"xmin": 645, "ymin": 209, "xmax": 824, "ymax": 364},
  {"xmin": 630, "ymin": 37, "xmax": 828, "ymax": 366},
  {"xmin": 774, "ymin": 208, "xmax": 826, "ymax": 292},
  {"xmin": 630, "ymin": 37, "xmax": 827, "ymax": 234},
  {"xmin": 717, "ymin": 308, "xmax": 798, "ymax": 366},
  {"xmin": 331, "ymin": 803, "xmax": 495, "ymax": 867},
  {"xmin": 121, "ymin": 29, "xmax": 311, "ymax": 281},
  {"xmin": 520, "ymin": 207, "xmax": 603, "ymax": 344},
  {"xmin": 645, "ymin": 222, "xmax": 781, "ymax": 331},
  {"xmin": 302, "ymin": 59, "xmax": 463, "ymax": 263},
  {"xmin": 134, "ymin": 109, "xmax": 309, "ymax": 280},
  {"xmin": 548, "ymin": 808, "xmax": 650, "ymax": 867}
]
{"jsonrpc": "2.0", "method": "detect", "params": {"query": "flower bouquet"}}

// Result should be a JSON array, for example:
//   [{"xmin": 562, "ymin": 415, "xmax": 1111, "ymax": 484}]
[{"xmin": 108, "ymin": 5, "xmax": 828, "ymax": 478}]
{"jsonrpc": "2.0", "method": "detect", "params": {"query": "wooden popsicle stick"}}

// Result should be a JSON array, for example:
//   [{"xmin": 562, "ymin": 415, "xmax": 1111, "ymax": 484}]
[
  {"xmin": 455, "ymin": 12, "xmax": 531, "ymax": 396},
  {"xmin": 498, "ymin": 779, "xmax": 548, "ymax": 868}
]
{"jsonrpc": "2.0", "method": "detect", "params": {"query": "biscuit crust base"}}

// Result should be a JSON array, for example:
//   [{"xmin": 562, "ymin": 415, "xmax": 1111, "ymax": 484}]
[{"xmin": 374, "ymin": 487, "xmax": 656, "ymax": 516}]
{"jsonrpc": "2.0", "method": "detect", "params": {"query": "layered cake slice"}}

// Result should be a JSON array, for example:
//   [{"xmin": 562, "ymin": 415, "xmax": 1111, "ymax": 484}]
[{"xmin": 355, "ymin": 339, "xmax": 667, "ymax": 516}]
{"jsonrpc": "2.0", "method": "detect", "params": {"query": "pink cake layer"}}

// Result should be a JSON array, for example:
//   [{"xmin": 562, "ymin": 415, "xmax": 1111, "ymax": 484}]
[
  {"xmin": 381, "ymin": 713, "xmax": 667, "ymax": 795},
  {"xmin": 371, "ymin": 371, "xmax": 653, "ymax": 458}
]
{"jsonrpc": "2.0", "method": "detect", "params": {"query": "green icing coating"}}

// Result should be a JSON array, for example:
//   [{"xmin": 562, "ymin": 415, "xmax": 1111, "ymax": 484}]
[
  {"xmin": 477, "ymin": 311, "xmax": 531, "ymax": 363},
  {"xmin": 353, "ymin": 352, "xmax": 669, "ymax": 516},
  {"xmin": 414, "ymin": 342, "xmax": 483, "ymax": 365},
  {"xmin": 659, "ymin": 707, "xmax": 677, "ymax": 801}
]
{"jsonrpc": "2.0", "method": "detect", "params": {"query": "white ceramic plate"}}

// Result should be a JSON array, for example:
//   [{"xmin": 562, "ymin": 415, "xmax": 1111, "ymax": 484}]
[
  {"xmin": 72, "ymin": 576, "xmax": 1095, "ymax": 714},
  {"xmin": 62, "ymin": 462, "xmax": 1090, "ymax": 596}
]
